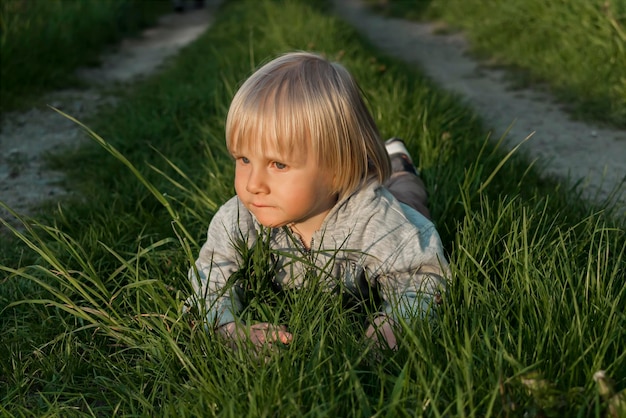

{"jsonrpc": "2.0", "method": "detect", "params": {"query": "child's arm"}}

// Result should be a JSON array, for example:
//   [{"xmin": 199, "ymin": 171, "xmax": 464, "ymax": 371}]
[
  {"xmin": 366, "ymin": 267, "xmax": 444, "ymax": 351},
  {"xmin": 367, "ymin": 226, "xmax": 450, "ymax": 349},
  {"xmin": 187, "ymin": 198, "xmax": 252, "ymax": 328},
  {"xmin": 188, "ymin": 198, "xmax": 292, "ymax": 350},
  {"xmin": 381, "ymin": 265, "xmax": 446, "ymax": 319}
]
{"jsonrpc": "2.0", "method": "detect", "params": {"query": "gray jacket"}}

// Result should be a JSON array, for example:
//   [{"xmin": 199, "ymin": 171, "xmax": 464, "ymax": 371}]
[{"xmin": 188, "ymin": 181, "xmax": 450, "ymax": 327}]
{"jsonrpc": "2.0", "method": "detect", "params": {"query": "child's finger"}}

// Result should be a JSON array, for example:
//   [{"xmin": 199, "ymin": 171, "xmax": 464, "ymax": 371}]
[
  {"xmin": 275, "ymin": 330, "xmax": 293, "ymax": 345},
  {"xmin": 248, "ymin": 323, "xmax": 291, "ymax": 345},
  {"xmin": 265, "ymin": 326, "xmax": 292, "ymax": 345}
]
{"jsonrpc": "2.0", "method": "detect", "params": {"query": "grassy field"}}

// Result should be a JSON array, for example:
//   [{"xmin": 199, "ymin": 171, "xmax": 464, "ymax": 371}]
[
  {"xmin": 368, "ymin": 0, "xmax": 626, "ymax": 128},
  {"xmin": 1, "ymin": 0, "xmax": 625, "ymax": 416},
  {"xmin": 0, "ymin": 0, "xmax": 168, "ymax": 113}
]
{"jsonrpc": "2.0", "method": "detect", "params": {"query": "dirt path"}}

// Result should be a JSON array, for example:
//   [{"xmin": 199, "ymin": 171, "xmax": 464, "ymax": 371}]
[
  {"xmin": 0, "ymin": 2, "xmax": 221, "ymax": 231},
  {"xmin": 333, "ymin": 0, "xmax": 626, "ymax": 207}
]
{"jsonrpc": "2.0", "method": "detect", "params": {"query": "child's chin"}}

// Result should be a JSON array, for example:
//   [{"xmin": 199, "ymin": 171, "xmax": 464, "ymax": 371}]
[{"xmin": 255, "ymin": 218, "xmax": 288, "ymax": 229}]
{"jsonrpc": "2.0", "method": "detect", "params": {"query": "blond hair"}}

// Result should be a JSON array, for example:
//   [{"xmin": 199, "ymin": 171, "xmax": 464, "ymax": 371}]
[{"xmin": 225, "ymin": 51, "xmax": 391, "ymax": 200}]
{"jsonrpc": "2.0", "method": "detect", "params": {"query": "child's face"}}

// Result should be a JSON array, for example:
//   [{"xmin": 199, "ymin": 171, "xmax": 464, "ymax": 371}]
[{"xmin": 232, "ymin": 142, "xmax": 337, "ymax": 240}]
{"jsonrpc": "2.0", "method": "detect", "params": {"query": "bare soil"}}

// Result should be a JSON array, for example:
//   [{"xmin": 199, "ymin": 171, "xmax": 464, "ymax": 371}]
[{"xmin": 1, "ymin": 0, "xmax": 624, "ymax": 236}]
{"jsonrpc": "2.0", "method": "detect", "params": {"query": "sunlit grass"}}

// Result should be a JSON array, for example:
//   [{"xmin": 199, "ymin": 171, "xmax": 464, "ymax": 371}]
[
  {"xmin": 368, "ymin": 0, "xmax": 626, "ymax": 128},
  {"xmin": 1, "ymin": 0, "xmax": 624, "ymax": 416}
]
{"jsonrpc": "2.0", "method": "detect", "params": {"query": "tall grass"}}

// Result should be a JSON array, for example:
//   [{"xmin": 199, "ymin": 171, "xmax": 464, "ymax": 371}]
[
  {"xmin": 370, "ymin": 0, "xmax": 626, "ymax": 128},
  {"xmin": 1, "ymin": 0, "xmax": 625, "ymax": 416},
  {"xmin": 0, "ymin": 0, "xmax": 167, "ymax": 113}
]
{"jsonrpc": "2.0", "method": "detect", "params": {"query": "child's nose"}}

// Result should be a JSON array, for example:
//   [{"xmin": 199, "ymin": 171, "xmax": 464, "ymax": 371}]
[{"xmin": 246, "ymin": 167, "xmax": 269, "ymax": 194}]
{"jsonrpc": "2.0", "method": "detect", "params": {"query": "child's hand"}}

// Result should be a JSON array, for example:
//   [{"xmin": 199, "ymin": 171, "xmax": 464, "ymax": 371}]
[
  {"xmin": 247, "ymin": 322, "xmax": 293, "ymax": 347},
  {"xmin": 218, "ymin": 321, "xmax": 293, "ymax": 349},
  {"xmin": 365, "ymin": 315, "xmax": 398, "ymax": 351}
]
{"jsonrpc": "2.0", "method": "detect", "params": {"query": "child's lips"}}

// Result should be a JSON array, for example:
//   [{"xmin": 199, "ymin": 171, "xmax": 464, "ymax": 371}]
[{"xmin": 250, "ymin": 202, "xmax": 272, "ymax": 209}]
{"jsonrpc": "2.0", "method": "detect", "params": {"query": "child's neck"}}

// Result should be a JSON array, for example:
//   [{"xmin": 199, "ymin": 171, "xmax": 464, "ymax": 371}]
[
  {"xmin": 288, "ymin": 194, "xmax": 338, "ymax": 250},
  {"xmin": 288, "ymin": 212, "xmax": 331, "ymax": 250},
  {"xmin": 289, "ymin": 224, "xmax": 316, "ymax": 250}
]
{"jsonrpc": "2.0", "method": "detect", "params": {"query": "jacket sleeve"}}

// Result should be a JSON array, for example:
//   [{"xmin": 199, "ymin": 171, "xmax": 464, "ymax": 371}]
[
  {"xmin": 186, "ymin": 197, "xmax": 255, "ymax": 328},
  {"xmin": 373, "ymin": 208, "xmax": 450, "ymax": 322},
  {"xmin": 379, "ymin": 262, "xmax": 448, "ymax": 322}
]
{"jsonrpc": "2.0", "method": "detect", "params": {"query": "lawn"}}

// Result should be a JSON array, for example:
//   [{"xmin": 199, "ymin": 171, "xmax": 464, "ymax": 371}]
[
  {"xmin": 367, "ymin": 0, "xmax": 626, "ymax": 128},
  {"xmin": 0, "ymin": 0, "xmax": 168, "ymax": 113},
  {"xmin": 1, "ymin": 0, "xmax": 624, "ymax": 416}
]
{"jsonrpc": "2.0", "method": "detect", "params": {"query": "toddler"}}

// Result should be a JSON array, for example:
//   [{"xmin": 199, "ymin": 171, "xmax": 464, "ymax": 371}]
[{"xmin": 188, "ymin": 51, "xmax": 450, "ymax": 350}]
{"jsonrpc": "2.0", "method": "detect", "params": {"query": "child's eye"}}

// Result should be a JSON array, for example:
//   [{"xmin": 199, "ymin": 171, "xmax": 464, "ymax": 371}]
[
  {"xmin": 273, "ymin": 161, "xmax": 287, "ymax": 170},
  {"xmin": 239, "ymin": 157, "xmax": 250, "ymax": 164}
]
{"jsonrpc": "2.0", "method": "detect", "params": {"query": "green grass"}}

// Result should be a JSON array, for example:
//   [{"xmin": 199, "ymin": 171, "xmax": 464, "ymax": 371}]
[
  {"xmin": 0, "ymin": 0, "xmax": 168, "ymax": 113},
  {"xmin": 1, "ymin": 0, "xmax": 625, "ymax": 416},
  {"xmin": 367, "ymin": 0, "xmax": 626, "ymax": 128}
]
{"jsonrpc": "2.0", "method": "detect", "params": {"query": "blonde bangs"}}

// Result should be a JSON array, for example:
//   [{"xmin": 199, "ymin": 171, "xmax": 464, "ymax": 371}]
[{"xmin": 226, "ymin": 75, "xmax": 311, "ymax": 163}]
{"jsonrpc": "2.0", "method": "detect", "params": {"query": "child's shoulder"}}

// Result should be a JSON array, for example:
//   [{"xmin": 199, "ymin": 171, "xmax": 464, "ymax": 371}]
[
  {"xmin": 340, "ymin": 183, "xmax": 433, "ymax": 232},
  {"xmin": 329, "ymin": 184, "xmax": 440, "ymax": 256},
  {"xmin": 377, "ymin": 186, "xmax": 433, "ymax": 231}
]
